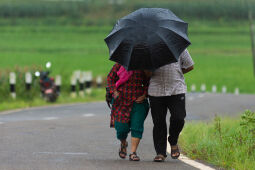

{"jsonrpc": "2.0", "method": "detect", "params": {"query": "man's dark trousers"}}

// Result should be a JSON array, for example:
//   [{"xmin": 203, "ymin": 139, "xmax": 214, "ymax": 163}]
[{"xmin": 149, "ymin": 94, "xmax": 186, "ymax": 157}]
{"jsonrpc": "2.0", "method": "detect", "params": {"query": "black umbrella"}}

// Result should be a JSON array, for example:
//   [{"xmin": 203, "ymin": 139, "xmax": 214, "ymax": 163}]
[{"xmin": 104, "ymin": 8, "xmax": 191, "ymax": 71}]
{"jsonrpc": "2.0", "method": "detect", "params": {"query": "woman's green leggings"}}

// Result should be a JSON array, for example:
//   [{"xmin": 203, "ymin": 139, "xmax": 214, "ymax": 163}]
[{"xmin": 115, "ymin": 100, "xmax": 149, "ymax": 140}]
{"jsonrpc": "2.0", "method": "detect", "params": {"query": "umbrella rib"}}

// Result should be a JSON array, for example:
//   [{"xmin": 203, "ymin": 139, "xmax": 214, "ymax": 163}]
[
  {"xmin": 154, "ymin": 31, "xmax": 183, "ymax": 60},
  {"xmin": 159, "ymin": 19, "xmax": 188, "ymax": 25},
  {"xmin": 121, "ymin": 18, "xmax": 137, "ymax": 24},
  {"xmin": 105, "ymin": 26, "xmax": 134, "ymax": 40},
  {"xmin": 158, "ymin": 26, "xmax": 190, "ymax": 42},
  {"xmin": 105, "ymin": 27, "xmax": 135, "ymax": 56},
  {"xmin": 125, "ymin": 44, "xmax": 134, "ymax": 70},
  {"xmin": 160, "ymin": 18, "xmax": 187, "ymax": 24}
]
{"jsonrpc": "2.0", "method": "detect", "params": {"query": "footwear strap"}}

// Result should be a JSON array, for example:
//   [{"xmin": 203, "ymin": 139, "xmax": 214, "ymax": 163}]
[
  {"xmin": 171, "ymin": 145, "xmax": 180, "ymax": 159},
  {"xmin": 154, "ymin": 154, "xmax": 165, "ymax": 160},
  {"xmin": 129, "ymin": 152, "xmax": 140, "ymax": 160},
  {"xmin": 171, "ymin": 145, "xmax": 179, "ymax": 153},
  {"xmin": 129, "ymin": 152, "xmax": 137, "ymax": 156}
]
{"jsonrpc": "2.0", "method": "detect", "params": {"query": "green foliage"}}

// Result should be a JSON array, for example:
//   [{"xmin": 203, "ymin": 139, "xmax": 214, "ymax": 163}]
[
  {"xmin": 240, "ymin": 110, "xmax": 255, "ymax": 127},
  {"xmin": 180, "ymin": 111, "xmax": 255, "ymax": 170},
  {"xmin": 134, "ymin": 0, "xmax": 255, "ymax": 20},
  {"xmin": 0, "ymin": 66, "xmax": 42, "ymax": 101},
  {"xmin": 214, "ymin": 115, "xmax": 223, "ymax": 142},
  {"xmin": 0, "ymin": 20, "xmax": 255, "ymax": 102},
  {"xmin": 240, "ymin": 110, "xmax": 255, "ymax": 155},
  {"xmin": 0, "ymin": 0, "xmax": 254, "ymax": 24}
]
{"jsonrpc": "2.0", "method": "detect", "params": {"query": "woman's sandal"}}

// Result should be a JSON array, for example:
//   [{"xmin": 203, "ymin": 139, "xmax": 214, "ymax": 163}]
[
  {"xmin": 171, "ymin": 145, "xmax": 180, "ymax": 159},
  {"xmin": 154, "ymin": 154, "xmax": 166, "ymax": 162},
  {"xmin": 129, "ymin": 152, "xmax": 140, "ymax": 161},
  {"xmin": 119, "ymin": 142, "xmax": 128, "ymax": 159}
]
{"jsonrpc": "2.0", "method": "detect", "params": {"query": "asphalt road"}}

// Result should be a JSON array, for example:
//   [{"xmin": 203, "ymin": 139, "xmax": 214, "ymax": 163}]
[{"xmin": 0, "ymin": 93, "xmax": 254, "ymax": 170}]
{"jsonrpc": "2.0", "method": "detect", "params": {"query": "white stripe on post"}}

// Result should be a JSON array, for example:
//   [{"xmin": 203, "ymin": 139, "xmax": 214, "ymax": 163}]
[
  {"xmin": 25, "ymin": 72, "xmax": 32, "ymax": 91},
  {"xmin": 96, "ymin": 76, "xmax": 103, "ymax": 88},
  {"xmin": 234, "ymin": 88, "xmax": 239, "ymax": 95},
  {"xmin": 191, "ymin": 84, "xmax": 196, "ymax": 92},
  {"xmin": 222, "ymin": 86, "xmax": 227, "ymax": 94},
  {"xmin": 9, "ymin": 72, "xmax": 16, "ymax": 99},
  {"xmin": 55, "ymin": 75, "xmax": 61, "ymax": 94},
  {"xmin": 70, "ymin": 74, "xmax": 77, "ymax": 98},
  {"xmin": 200, "ymin": 84, "xmax": 206, "ymax": 92},
  {"xmin": 84, "ymin": 71, "xmax": 93, "ymax": 95},
  {"xmin": 212, "ymin": 85, "xmax": 217, "ymax": 93}
]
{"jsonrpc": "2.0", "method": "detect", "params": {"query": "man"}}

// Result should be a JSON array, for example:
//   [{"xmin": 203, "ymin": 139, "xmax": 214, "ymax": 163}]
[{"xmin": 148, "ymin": 49, "xmax": 194, "ymax": 162}]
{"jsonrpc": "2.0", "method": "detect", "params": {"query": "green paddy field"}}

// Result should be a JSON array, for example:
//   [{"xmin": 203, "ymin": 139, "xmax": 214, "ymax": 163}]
[{"xmin": 0, "ymin": 20, "xmax": 254, "ymax": 94}]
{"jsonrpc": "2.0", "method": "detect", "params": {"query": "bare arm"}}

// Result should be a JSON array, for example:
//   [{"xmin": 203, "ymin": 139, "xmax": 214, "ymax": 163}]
[{"xmin": 182, "ymin": 65, "xmax": 194, "ymax": 74}]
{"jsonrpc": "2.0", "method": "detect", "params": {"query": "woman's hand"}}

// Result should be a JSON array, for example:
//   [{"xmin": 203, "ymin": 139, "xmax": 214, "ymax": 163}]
[
  {"xmin": 135, "ymin": 94, "xmax": 146, "ymax": 103},
  {"xmin": 144, "ymin": 70, "xmax": 153, "ymax": 77},
  {"xmin": 113, "ymin": 90, "xmax": 119, "ymax": 99}
]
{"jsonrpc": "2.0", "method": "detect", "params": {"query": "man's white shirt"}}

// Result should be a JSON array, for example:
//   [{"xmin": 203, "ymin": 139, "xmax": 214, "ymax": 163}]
[{"xmin": 148, "ymin": 49, "xmax": 194, "ymax": 97}]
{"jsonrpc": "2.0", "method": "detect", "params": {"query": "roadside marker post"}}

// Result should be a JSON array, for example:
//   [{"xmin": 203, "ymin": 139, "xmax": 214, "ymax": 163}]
[
  {"xmin": 234, "ymin": 88, "xmax": 240, "ymax": 95},
  {"xmin": 96, "ymin": 76, "xmax": 103, "ymax": 88},
  {"xmin": 79, "ymin": 72, "xmax": 86, "ymax": 97},
  {"xmin": 25, "ymin": 72, "xmax": 32, "ymax": 91},
  {"xmin": 212, "ymin": 85, "xmax": 217, "ymax": 93},
  {"xmin": 9, "ymin": 72, "xmax": 16, "ymax": 99},
  {"xmin": 55, "ymin": 75, "xmax": 61, "ymax": 94},
  {"xmin": 84, "ymin": 71, "xmax": 93, "ymax": 95},
  {"xmin": 191, "ymin": 84, "xmax": 196, "ymax": 92},
  {"xmin": 70, "ymin": 74, "xmax": 77, "ymax": 98},
  {"xmin": 201, "ymin": 84, "xmax": 206, "ymax": 93},
  {"xmin": 222, "ymin": 86, "xmax": 227, "ymax": 94}
]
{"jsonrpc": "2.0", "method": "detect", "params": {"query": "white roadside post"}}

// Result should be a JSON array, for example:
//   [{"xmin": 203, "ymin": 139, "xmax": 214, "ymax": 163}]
[
  {"xmin": 222, "ymin": 86, "xmax": 227, "ymax": 94},
  {"xmin": 9, "ymin": 72, "xmax": 16, "ymax": 99},
  {"xmin": 70, "ymin": 74, "xmax": 77, "ymax": 98},
  {"xmin": 200, "ymin": 84, "xmax": 206, "ymax": 93},
  {"xmin": 74, "ymin": 70, "xmax": 81, "ymax": 97},
  {"xmin": 74, "ymin": 70, "xmax": 81, "ymax": 81},
  {"xmin": 96, "ymin": 76, "xmax": 103, "ymax": 88},
  {"xmin": 79, "ymin": 72, "xmax": 86, "ymax": 97},
  {"xmin": 212, "ymin": 85, "xmax": 217, "ymax": 93},
  {"xmin": 55, "ymin": 75, "xmax": 61, "ymax": 94},
  {"xmin": 234, "ymin": 88, "xmax": 240, "ymax": 95},
  {"xmin": 191, "ymin": 84, "xmax": 196, "ymax": 92},
  {"xmin": 84, "ymin": 71, "xmax": 93, "ymax": 95},
  {"xmin": 25, "ymin": 72, "xmax": 32, "ymax": 91}
]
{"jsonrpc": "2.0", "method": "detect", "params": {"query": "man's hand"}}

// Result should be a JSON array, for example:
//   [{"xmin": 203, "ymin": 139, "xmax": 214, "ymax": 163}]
[
  {"xmin": 135, "ymin": 94, "xmax": 146, "ymax": 103},
  {"xmin": 182, "ymin": 65, "xmax": 194, "ymax": 74}
]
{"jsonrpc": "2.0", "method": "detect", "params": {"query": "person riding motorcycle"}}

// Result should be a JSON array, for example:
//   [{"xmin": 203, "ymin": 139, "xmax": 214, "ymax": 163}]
[{"xmin": 39, "ymin": 71, "xmax": 57, "ymax": 102}]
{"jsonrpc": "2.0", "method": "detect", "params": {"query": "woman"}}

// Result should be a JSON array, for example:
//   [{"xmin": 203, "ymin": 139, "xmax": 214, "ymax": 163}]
[{"xmin": 107, "ymin": 63, "xmax": 149, "ymax": 161}]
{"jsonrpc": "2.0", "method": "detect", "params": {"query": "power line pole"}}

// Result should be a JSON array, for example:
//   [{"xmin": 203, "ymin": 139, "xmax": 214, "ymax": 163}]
[{"xmin": 248, "ymin": 7, "xmax": 255, "ymax": 77}]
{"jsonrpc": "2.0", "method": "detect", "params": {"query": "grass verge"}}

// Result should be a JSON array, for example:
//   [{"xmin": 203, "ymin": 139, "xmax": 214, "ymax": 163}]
[
  {"xmin": 0, "ymin": 88, "xmax": 105, "ymax": 112},
  {"xmin": 179, "ymin": 110, "xmax": 255, "ymax": 170}
]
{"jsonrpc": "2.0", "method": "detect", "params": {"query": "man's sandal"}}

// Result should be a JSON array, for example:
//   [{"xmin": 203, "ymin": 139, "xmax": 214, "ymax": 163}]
[
  {"xmin": 171, "ymin": 145, "xmax": 180, "ymax": 159},
  {"xmin": 119, "ymin": 142, "xmax": 128, "ymax": 159},
  {"xmin": 129, "ymin": 152, "xmax": 140, "ymax": 161},
  {"xmin": 154, "ymin": 154, "xmax": 166, "ymax": 162}
]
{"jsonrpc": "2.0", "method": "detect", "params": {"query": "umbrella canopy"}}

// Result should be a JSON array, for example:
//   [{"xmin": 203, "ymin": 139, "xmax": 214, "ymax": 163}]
[{"xmin": 105, "ymin": 8, "xmax": 191, "ymax": 71}]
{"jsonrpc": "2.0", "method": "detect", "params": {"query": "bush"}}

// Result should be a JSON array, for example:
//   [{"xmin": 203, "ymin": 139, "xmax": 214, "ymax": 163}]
[
  {"xmin": 180, "ymin": 111, "xmax": 255, "ymax": 170},
  {"xmin": 0, "ymin": 66, "xmax": 41, "ymax": 101}
]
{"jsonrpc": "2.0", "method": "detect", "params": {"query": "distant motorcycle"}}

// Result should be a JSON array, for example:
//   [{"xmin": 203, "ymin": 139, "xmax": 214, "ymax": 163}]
[{"xmin": 39, "ymin": 71, "xmax": 58, "ymax": 102}]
